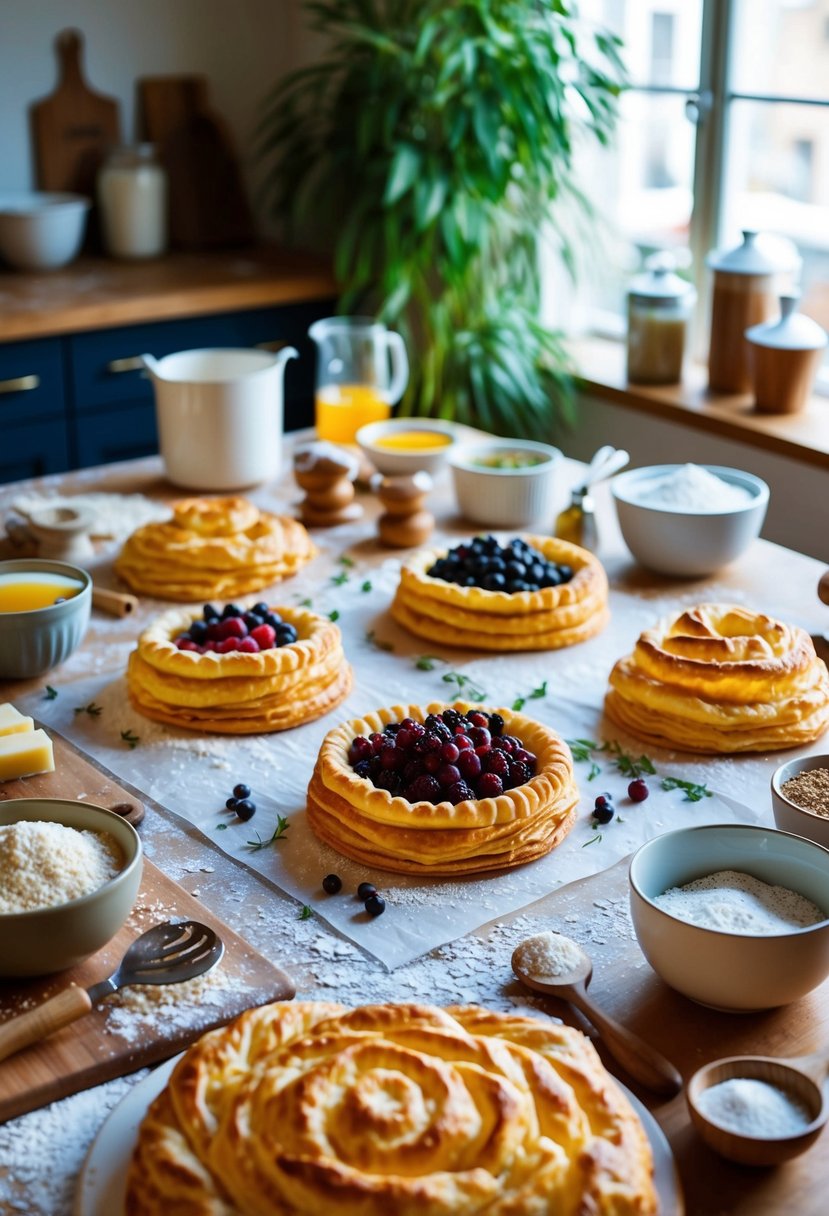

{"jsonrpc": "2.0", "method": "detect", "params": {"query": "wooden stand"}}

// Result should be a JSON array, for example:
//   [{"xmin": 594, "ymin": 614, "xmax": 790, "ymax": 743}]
[
  {"xmin": 294, "ymin": 442, "xmax": 363, "ymax": 528},
  {"xmin": 374, "ymin": 472, "xmax": 434, "ymax": 548}
]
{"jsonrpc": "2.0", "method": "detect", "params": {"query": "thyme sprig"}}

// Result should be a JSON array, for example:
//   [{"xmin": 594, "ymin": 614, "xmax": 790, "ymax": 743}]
[
  {"xmin": 246, "ymin": 815, "xmax": 290, "ymax": 851},
  {"xmin": 661, "ymin": 776, "xmax": 712, "ymax": 803},
  {"xmin": 44, "ymin": 685, "xmax": 58, "ymax": 700},
  {"xmin": 298, "ymin": 904, "xmax": 313, "ymax": 920},
  {"xmin": 415, "ymin": 654, "xmax": 445, "ymax": 671},
  {"xmin": 512, "ymin": 680, "xmax": 548, "ymax": 712},
  {"xmin": 441, "ymin": 671, "xmax": 486, "ymax": 702},
  {"xmin": 331, "ymin": 570, "xmax": 349, "ymax": 586},
  {"xmin": 120, "ymin": 729, "xmax": 140, "ymax": 750},
  {"xmin": 74, "ymin": 702, "xmax": 103, "ymax": 717},
  {"xmin": 567, "ymin": 738, "xmax": 712, "ymax": 801}
]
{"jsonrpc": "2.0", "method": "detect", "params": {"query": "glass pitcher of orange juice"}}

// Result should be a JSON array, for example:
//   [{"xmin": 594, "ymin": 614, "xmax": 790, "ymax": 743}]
[{"xmin": 309, "ymin": 317, "xmax": 409, "ymax": 444}]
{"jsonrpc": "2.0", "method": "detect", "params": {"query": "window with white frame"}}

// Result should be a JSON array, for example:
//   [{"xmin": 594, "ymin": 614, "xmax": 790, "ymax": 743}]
[{"xmin": 566, "ymin": 0, "xmax": 829, "ymax": 379}]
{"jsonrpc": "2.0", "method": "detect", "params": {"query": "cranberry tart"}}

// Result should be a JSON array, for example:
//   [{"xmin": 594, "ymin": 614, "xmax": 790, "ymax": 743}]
[{"xmin": 307, "ymin": 701, "xmax": 579, "ymax": 875}]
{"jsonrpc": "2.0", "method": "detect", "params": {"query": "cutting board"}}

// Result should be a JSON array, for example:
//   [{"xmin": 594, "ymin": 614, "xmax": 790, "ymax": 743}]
[
  {"xmin": 137, "ymin": 75, "xmax": 255, "ymax": 249},
  {"xmin": 491, "ymin": 859, "xmax": 829, "ymax": 1216},
  {"xmin": 29, "ymin": 29, "xmax": 120, "ymax": 198},
  {"xmin": 0, "ymin": 733, "xmax": 295, "ymax": 1125}
]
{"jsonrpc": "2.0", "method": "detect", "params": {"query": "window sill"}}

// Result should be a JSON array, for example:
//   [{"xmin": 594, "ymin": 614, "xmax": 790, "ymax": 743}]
[{"xmin": 571, "ymin": 337, "xmax": 829, "ymax": 471}]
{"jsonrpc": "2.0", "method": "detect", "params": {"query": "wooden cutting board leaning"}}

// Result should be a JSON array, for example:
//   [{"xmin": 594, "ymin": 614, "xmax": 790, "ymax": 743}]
[{"xmin": 0, "ymin": 731, "xmax": 295, "ymax": 1124}]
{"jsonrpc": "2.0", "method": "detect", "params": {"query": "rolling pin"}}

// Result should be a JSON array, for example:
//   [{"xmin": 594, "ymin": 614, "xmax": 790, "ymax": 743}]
[
  {"xmin": 92, "ymin": 586, "xmax": 139, "ymax": 618},
  {"xmin": 819, "ymin": 571, "xmax": 829, "ymax": 607}
]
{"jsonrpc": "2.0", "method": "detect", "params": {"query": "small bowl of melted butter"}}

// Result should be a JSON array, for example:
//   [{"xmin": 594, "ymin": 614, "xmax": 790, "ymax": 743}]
[
  {"xmin": 356, "ymin": 418, "xmax": 458, "ymax": 476},
  {"xmin": 0, "ymin": 558, "xmax": 91, "ymax": 678}
]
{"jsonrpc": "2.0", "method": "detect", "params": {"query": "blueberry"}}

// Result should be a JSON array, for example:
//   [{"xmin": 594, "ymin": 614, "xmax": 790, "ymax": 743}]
[
  {"xmin": 264, "ymin": 611, "xmax": 283, "ymax": 629},
  {"xmin": 243, "ymin": 612, "xmax": 264, "ymax": 631},
  {"xmin": 365, "ymin": 893, "xmax": 386, "ymax": 917},
  {"xmin": 275, "ymin": 625, "xmax": 297, "ymax": 646},
  {"xmin": 225, "ymin": 796, "xmax": 239, "ymax": 811},
  {"xmin": 322, "ymin": 873, "xmax": 342, "ymax": 895},
  {"xmin": 505, "ymin": 561, "xmax": 526, "ymax": 579},
  {"xmin": 488, "ymin": 713, "xmax": 505, "ymax": 736},
  {"xmin": 189, "ymin": 620, "xmax": 208, "ymax": 644},
  {"xmin": 235, "ymin": 798, "xmax": 256, "ymax": 821},
  {"xmin": 482, "ymin": 572, "xmax": 506, "ymax": 591},
  {"xmin": 233, "ymin": 783, "xmax": 251, "ymax": 799},
  {"xmin": 222, "ymin": 603, "xmax": 243, "ymax": 619},
  {"xmin": 593, "ymin": 800, "xmax": 615, "ymax": 825},
  {"xmin": 357, "ymin": 881, "xmax": 377, "ymax": 900},
  {"xmin": 252, "ymin": 602, "xmax": 270, "ymax": 617},
  {"xmin": 203, "ymin": 603, "xmax": 220, "ymax": 621}
]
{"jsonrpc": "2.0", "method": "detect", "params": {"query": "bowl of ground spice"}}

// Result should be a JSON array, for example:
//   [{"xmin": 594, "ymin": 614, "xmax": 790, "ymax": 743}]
[
  {"xmin": 0, "ymin": 799, "xmax": 142, "ymax": 976},
  {"xmin": 772, "ymin": 755, "xmax": 829, "ymax": 849}
]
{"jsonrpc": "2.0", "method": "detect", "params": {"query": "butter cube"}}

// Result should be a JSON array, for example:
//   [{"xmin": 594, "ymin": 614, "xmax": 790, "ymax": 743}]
[
  {"xmin": 0, "ymin": 729, "xmax": 55, "ymax": 781},
  {"xmin": 0, "ymin": 703, "xmax": 35, "ymax": 738}
]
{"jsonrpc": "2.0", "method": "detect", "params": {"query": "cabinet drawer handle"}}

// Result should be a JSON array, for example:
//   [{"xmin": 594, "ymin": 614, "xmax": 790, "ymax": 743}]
[
  {"xmin": 107, "ymin": 356, "xmax": 146, "ymax": 374},
  {"xmin": 0, "ymin": 374, "xmax": 40, "ymax": 394},
  {"xmin": 255, "ymin": 340, "xmax": 292, "ymax": 353}
]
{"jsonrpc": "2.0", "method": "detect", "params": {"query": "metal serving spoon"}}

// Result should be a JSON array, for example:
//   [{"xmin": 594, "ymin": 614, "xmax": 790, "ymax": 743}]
[
  {"xmin": 0, "ymin": 920, "xmax": 224, "ymax": 1064},
  {"xmin": 512, "ymin": 931, "xmax": 682, "ymax": 1097}
]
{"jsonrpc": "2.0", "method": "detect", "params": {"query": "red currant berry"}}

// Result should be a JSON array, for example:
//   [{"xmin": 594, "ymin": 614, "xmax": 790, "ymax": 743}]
[
  {"xmin": 250, "ymin": 623, "xmax": 276, "ymax": 649},
  {"xmin": 628, "ymin": 778, "xmax": 649, "ymax": 802}
]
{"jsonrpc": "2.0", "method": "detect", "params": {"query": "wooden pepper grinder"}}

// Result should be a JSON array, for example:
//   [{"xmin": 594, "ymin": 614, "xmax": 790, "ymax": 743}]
[
  {"xmin": 374, "ymin": 471, "xmax": 434, "ymax": 548},
  {"xmin": 294, "ymin": 442, "xmax": 363, "ymax": 527}
]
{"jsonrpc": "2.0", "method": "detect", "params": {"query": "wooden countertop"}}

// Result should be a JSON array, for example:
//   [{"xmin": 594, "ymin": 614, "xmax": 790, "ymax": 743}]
[
  {"xmin": 573, "ymin": 336, "xmax": 829, "ymax": 471},
  {"xmin": 0, "ymin": 246, "xmax": 337, "ymax": 341}
]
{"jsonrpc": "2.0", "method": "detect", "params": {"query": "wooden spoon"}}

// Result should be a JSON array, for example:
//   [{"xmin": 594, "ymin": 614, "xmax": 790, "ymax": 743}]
[
  {"xmin": 511, "ymin": 932, "xmax": 682, "ymax": 1097},
  {"xmin": 686, "ymin": 1049, "xmax": 829, "ymax": 1166}
]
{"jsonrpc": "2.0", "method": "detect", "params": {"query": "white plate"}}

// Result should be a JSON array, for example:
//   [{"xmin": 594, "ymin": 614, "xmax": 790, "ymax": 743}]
[{"xmin": 76, "ymin": 1054, "xmax": 683, "ymax": 1216}]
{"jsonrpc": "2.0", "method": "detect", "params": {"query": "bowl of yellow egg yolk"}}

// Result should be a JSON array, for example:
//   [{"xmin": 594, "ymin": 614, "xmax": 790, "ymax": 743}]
[
  {"xmin": 0, "ymin": 558, "xmax": 92, "ymax": 679},
  {"xmin": 356, "ymin": 418, "xmax": 458, "ymax": 476}
]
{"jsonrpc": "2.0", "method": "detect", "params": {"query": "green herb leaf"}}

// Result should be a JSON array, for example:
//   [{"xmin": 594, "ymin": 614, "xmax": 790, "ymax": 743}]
[
  {"xmin": 298, "ymin": 597, "xmax": 313, "ymax": 608},
  {"xmin": 661, "ymin": 776, "xmax": 712, "ymax": 803},
  {"xmin": 366, "ymin": 630, "xmax": 394, "ymax": 652},
  {"xmin": 328, "ymin": 609, "xmax": 340, "ymax": 622},
  {"xmin": 120, "ymin": 729, "xmax": 140, "ymax": 750},
  {"xmin": 415, "ymin": 654, "xmax": 445, "ymax": 671},
  {"xmin": 566, "ymin": 738, "xmax": 601, "ymax": 763},
  {"xmin": 441, "ymin": 671, "xmax": 486, "ymax": 701},
  {"xmin": 74, "ymin": 702, "xmax": 103, "ymax": 717},
  {"xmin": 530, "ymin": 680, "xmax": 548, "ymax": 700},
  {"xmin": 44, "ymin": 685, "xmax": 58, "ymax": 700},
  {"xmin": 512, "ymin": 696, "xmax": 526, "ymax": 712},
  {"xmin": 216, "ymin": 822, "xmax": 228, "ymax": 832},
  {"xmin": 587, "ymin": 761, "xmax": 601, "ymax": 782},
  {"xmin": 339, "ymin": 555, "xmax": 356, "ymax": 568},
  {"xmin": 246, "ymin": 815, "xmax": 290, "ymax": 851},
  {"xmin": 582, "ymin": 833, "xmax": 603, "ymax": 848},
  {"xmin": 361, "ymin": 579, "xmax": 372, "ymax": 593},
  {"xmin": 298, "ymin": 904, "xmax": 313, "ymax": 920},
  {"xmin": 331, "ymin": 571, "xmax": 349, "ymax": 586}
]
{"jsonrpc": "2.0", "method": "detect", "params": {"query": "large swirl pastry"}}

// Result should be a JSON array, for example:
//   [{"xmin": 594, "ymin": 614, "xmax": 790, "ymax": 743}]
[
  {"xmin": 606, "ymin": 602, "xmax": 829, "ymax": 753},
  {"xmin": 114, "ymin": 496, "xmax": 316, "ymax": 601},
  {"xmin": 391, "ymin": 535, "xmax": 609, "ymax": 651},
  {"xmin": 124, "ymin": 1000, "xmax": 657, "ymax": 1216},
  {"xmin": 127, "ymin": 606, "xmax": 352, "ymax": 733},
  {"xmin": 307, "ymin": 702, "xmax": 579, "ymax": 875}
]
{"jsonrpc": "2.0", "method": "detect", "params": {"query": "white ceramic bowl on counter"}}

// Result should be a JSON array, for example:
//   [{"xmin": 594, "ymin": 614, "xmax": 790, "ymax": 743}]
[
  {"xmin": 629, "ymin": 824, "xmax": 829, "ymax": 1012},
  {"xmin": 0, "ymin": 193, "xmax": 90, "ymax": 271},
  {"xmin": 611, "ymin": 464, "xmax": 769, "ymax": 577},
  {"xmin": 771, "ymin": 754, "xmax": 829, "ymax": 849},
  {"xmin": 0, "ymin": 558, "xmax": 92, "ymax": 679},
  {"xmin": 356, "ymin": 417, "xmax": 458, "ymax": 476},
  {"xmin": 449, "ymin": 439, "xmax": 562, "ymax": 527}
]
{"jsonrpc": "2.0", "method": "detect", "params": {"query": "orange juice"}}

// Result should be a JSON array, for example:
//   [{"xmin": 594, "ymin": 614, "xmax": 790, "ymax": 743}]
[
  {"xmin": 0, "ymin": 572, "xmax": 83, "ymax": 612},
  {"xmin": 315, "ymin": 384, "xmax": 390, "ymax": 444}
]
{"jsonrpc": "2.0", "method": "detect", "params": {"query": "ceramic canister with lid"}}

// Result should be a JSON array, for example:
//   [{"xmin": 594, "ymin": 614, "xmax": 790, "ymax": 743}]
[
  {"xmin": 746, "ymin": 295, "xmax": 827, "ymax": 414},
  {"xmin": 626, "ymin": 260, "xmax": 696, "ymax": 385},
  {"xmin": 707, "ymin": 230, "xmax": 800, "ymax": 394}
]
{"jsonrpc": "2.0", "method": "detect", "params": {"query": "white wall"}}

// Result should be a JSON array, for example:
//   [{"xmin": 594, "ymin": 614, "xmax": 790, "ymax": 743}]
[
  {"xmin": 565, "ymin": 392, "xmax": 829, "ymax": 563},
  {"xmin": 0, "ymin": 0, "xmax": 313, "ymax": 217}
]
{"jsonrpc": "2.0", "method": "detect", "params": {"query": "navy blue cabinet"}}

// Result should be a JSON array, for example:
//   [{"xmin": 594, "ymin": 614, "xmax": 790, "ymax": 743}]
[{"xmin": 0, "ymin": 296, "xmax": 335, "ymax": 483}]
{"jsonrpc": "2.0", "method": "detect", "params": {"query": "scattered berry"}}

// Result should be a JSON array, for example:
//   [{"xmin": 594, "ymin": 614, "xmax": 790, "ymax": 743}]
[
  {"xmin": 322, "ymin": 873, "xmax": 342, "ymax": 895},
  {"xmin": 592, "ymin": 800, "xmax": 615, "ymax": 825},
  {"xmin": 594, "ymin": 793, "xmax": 613, "ymax": 813},
  {"xmin": 357, "ymin": 882, "xmax": 377, "ymax": 900},
  {"xmin": 225, "ymin": 796, "xmax": 239, "ymax": 811},
  {"xmin": 628, "ymin": 778, "xmax": 650, "ymax": 802},
  {"xmin": 235, "ymin": 798, "xmax": 256, "ymax": 821},
  {"xmin": 364, "ymin": 893, "xmax": 386, "ymax": 917},
  {"xmin": 233, "ymin": 783, "xmax": 251, "ymax": 799}
]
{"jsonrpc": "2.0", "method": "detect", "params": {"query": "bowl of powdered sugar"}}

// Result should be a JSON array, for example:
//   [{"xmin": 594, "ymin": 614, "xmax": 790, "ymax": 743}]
[
  {"xmin": 629, "ymin": 823, "xmax": 829, "ymax": 1011},
  {"xmin": 611, "ymin": 463, "xmax": 768, "ymax": 576},
  {"xmin": 0, "ymin": 799, "xmax": 142, "ymax": 976}
]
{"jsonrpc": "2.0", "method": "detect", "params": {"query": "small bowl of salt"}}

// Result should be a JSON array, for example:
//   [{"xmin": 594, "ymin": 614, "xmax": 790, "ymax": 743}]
[
  {"xmin": 687, "ymin": 1053, "xmax": 827, "ymax": 1166},
  {"xmin": 611, "ymin": 463, "xmax": 768, "ymax": 577}
]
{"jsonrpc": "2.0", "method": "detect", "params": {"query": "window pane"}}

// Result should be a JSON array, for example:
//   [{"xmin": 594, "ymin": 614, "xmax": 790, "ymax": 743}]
[
  {"xmin": 732, "ymin": 0, "xmax": 829, "ymax": 102},
  {"xmin": 579, "ymin": 0, "xmax": 702, "ymax": 89},
  {"xmin": 722, "ymin": 99, "xmax": 829, "ymax": 343}
]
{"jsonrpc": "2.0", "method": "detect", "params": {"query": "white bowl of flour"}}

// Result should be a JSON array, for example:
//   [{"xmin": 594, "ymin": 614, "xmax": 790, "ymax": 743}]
[{"xmin": 611, "ymin": 463, "xmax": 769, "ymax": 576}]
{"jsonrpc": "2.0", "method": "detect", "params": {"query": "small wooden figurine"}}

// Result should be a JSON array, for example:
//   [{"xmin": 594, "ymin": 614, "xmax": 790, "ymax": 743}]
[
  {"xmin": 374, "ymin": 471, "xmax": 435, "ymax": 548},
  {"xmin": 294, "ymin": 442, "xmax": 363, "ymax": 527}
]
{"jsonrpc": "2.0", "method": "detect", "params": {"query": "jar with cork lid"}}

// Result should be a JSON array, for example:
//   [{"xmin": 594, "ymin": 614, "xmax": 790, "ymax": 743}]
[
  {"xmin": 97, "ymin": 143, "xmax": 168, "ymax": 260},
  {"xmin": 626, "ymin": 257, "xmax": 696, "ymax": 385},
  {"xmin": 706, "ymin": 230, "xmax": 800, "ymax": 394}
]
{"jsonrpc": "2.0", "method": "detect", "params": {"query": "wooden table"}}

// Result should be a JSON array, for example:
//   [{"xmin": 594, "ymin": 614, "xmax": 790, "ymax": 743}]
[{"xmin": 0, "ymin": 447, "xmax": 827, "ymax": 1215}]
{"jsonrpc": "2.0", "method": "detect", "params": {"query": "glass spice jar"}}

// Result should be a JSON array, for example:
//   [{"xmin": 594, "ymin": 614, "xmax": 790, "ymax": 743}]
[
  {"xmin": 97, "ymin": 143, "xmax": 168, "ymax": 260},
  {"xmin": 626, "ymin": 258, "xmax": 696, "ymax": 385}
]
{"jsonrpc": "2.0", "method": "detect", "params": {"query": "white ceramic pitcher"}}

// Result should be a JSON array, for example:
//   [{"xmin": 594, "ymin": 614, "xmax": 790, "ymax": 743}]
[{"xmin": 143, "ymin": 346, "xmax": 298, "ymax": 490}]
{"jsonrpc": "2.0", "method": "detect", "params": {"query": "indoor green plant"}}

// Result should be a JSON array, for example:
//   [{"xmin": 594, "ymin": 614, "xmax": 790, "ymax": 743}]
[{"xmin": 259, "ymin": 0, "xmax": 624, "ymax": 438}]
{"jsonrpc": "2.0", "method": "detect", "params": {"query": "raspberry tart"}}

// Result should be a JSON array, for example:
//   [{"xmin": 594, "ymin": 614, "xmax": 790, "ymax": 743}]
[
  {"xmin": 307, "ymin": 701, "xmax": 579, "ymax": 875},
  {"xmin": 391, "ymin": 534, "xmax": 609, "ymax": 650},
  {"xmin": 127, "ymin": 603, "xmax": 351, "ymax": 733}
]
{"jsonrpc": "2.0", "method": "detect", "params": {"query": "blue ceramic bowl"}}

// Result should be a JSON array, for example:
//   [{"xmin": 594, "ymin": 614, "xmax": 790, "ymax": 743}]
[{"xmin": 0, "ymin": 558, "xmax": 92, "ymax": 678}]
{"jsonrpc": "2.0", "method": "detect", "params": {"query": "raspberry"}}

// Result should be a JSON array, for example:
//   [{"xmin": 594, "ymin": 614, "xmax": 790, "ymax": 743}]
[
  {"xmin": 236, "ymin": 637, "xmax": 261, "ymax": 652},
  {"xmin": 406, "ymin": 774, "xmax": 441, "ymax": 802},
  {"xmin": 217, "ymin": 616, "xmax": 248, "ymax": 640},
  {"xmin": 216, "ymin": 637, "xmax": 242, "ymax": 653},
  {"xmin": 483, "ymin": 749, "xmax": 510, "ymax": 778},
  {"xmin": 250, "ymin": 623, "xmax": 277, "ymax": 649},
  {"xmin": 175, "ymin": 637, "xmax": 200, "ymax": 651},
  {"xmin": 476, "ymin": 772, "xmax": 504, "ymax": 798},
  {"xmin": 507, "ymin": 760, "xmax": 532, "ymax": 789},
  {"xmin": 445, "ymin": 780, "xmax": 475, "ymax": 805}
]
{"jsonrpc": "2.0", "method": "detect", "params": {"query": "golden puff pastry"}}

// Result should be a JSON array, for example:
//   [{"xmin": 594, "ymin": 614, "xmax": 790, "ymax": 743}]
[
  {"xmin": 391, "ymin": 535, "xmax": 609, "ymax": 651},
  {"xmin": 306, "ymin": 702, "xmax": 579, "ymax": 875},
  {"xmin": 114, "ymin": 496, "xmax": 316, "ymax": 601},
  {"xmin": 606, "ymin": 602, "xmax": 829, "ymax": 753},
  {"xmin": 125, "ymin": 1000, "xmax": 658, "ymax": 1216},
  {"xmin": 127, "ymin": 606, "xmax": 352, "ymax": 734}
]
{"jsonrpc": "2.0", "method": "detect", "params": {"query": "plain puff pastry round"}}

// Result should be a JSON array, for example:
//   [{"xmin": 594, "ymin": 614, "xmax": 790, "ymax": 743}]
[
  {"xmin": 114, "ymin": 496, "xmax": 316, "ymax": 601},
  {"xmin": 605, "ymin": 602, "xmax": 829, "ymax": 753},
  {"xmin": 127, "ymin": 606, "xmax": 352, "ymax": 733},
  {"xmin": 124, "ymin": 1000, "xmax": 658, "ymax": 1216},
  {"xmin": 306, "ymin": 702, "xmax": 579, "ymax": 875},
  {"xmin": 391, "ymin": 535, "xmax": 609, "ymax": 651}
]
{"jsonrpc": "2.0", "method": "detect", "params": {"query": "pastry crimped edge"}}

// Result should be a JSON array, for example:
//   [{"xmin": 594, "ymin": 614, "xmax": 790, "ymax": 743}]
[
  {"xmin": 605, "ymin": 602, "xmax": 829, "ymax": 754},
  {"xmin": 124, "ymin": 1000, "xmax": 658, "ymax": 1216},
  {"xmin": 391, "ymin": 535, "xmax": 609, "ymax": 651},
  {"xmin": 306, "ymin": 701, "xmax": 579, "ymax": 875}
]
